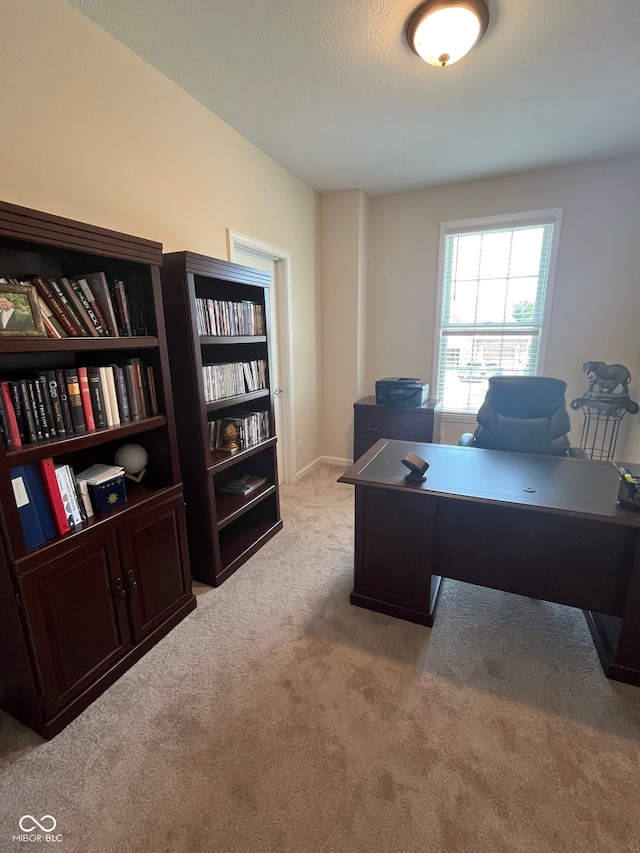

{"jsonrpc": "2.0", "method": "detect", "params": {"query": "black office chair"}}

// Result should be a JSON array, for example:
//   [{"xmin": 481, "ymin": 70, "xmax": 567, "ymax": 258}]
[{"xmin": 459, "ymin": 375, "xmax": 587, "ymax": 457}]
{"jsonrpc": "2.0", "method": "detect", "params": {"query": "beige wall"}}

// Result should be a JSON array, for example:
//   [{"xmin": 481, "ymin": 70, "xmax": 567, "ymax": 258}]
[
  {"xmin": 319, "ymin": 190, "xmax": 369, "ymax": 460},
  {"xmin": 2, "ymin": 0, "xmax": 320, "ymax": 476},
  {"xmin": 322, "ymin": 156, "xmax": 640, "ymax": 462}
]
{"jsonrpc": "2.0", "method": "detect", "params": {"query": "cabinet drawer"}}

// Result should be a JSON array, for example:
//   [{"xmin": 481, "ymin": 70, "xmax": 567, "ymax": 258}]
[{"xmin": 354, "ymin": 408, "xmax": 434, "ymax": 442}]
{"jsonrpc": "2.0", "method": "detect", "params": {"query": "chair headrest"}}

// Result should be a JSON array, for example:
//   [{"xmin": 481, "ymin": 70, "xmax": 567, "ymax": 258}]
[{"xmin": 486, "ymin": 376, "xmax": 568, "ymax": 419}]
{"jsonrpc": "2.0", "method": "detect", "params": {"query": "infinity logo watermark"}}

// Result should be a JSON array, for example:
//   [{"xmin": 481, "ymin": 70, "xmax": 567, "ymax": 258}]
[
  {"xmin": 19, "ymin": 816, "xmax": 56, "ymax": 833},
  {"xmin": 13, "ymin": 815, "xmax": 62, "ymax": 843}
]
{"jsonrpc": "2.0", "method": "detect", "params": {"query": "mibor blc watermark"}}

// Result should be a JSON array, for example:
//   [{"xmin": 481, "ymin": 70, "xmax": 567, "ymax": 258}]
[{"xmin": 13, "ymin": 815, "xmax": 62, "ymax": 843}]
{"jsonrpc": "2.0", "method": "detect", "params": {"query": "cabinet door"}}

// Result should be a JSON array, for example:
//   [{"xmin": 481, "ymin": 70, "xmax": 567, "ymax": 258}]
[
  {"xmin": 117, "ymin": 492, "xmax": 192, "ymax": 643},
  {"xmin": 19, "ymin": 530, "xmax": 132, "ymax": 719}
]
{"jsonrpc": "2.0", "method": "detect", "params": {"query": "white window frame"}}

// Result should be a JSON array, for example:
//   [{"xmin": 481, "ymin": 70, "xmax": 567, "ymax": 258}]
[{"xmin": 433, "ymin": 208, "xmax": 563, "ymax": 417}]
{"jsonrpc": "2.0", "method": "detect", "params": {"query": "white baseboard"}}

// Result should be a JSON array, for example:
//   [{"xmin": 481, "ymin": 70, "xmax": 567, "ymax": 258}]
[{"xmin": 295, "ymin": 455, "xmax": 351, "ymax": 481}]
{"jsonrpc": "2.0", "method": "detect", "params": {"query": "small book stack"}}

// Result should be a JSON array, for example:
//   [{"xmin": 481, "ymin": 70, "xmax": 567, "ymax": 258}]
[
  {"xmin": 76, "ymin": 464, "xmax": 127, "ymax": 514},
  {"xmin": 220, "ymin": 474, "xmax": 267, "ymax": 496}
]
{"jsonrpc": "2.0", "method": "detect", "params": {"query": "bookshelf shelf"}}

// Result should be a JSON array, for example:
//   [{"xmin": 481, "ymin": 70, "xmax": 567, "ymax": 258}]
[
  {"xmin": 160, "ymin": 251, "xmax": 282, "ymax": 586},
  {"xmin": 205, "ymin": 388, "xmax": 270, "ymax": 412},
  {"xmin": 4, "ymin": 415, "xmax": 167, "ymax": 465},
  {"xmin": 0, "ymin": 336, "xmax": 159, "ymax": 354},
  {"xmin": 215, "ymin": 483, "xmax": 277, "ymax": 530},
  {"xmin": 0, "ymin": 200, "xmax": 196, "ymax": 738},
  {"xmin": 207, "ymin": 436, "xmax": 278, "ymax": 472},
  {"xmin": 200, "ymin": 335, "xmax": 267, "ymax": 345}
]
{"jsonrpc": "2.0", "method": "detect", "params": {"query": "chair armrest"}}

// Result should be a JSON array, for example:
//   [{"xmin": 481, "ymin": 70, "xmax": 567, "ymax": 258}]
[
  {"xmin": 568, "ymin": 447, "xmax": 589, "ymax": 459},
  {"xmin": 458, "ymin": 433, "xmax": 476, "ymax": 447}
]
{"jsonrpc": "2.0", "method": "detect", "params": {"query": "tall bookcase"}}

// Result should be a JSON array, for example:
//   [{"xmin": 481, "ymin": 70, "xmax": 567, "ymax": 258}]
[
  {"xmin": 0, "ymin": 201, "xmax": 196, "ymax": 738},
  {"xmin": 160, "ymin": 252, "xmax": 282, "ymax": 587}
]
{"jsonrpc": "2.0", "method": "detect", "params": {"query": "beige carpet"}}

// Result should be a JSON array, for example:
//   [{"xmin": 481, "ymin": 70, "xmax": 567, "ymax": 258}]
[{"xmin": 1, "ymin": 463, "xmax": 640, "ymax": 852}]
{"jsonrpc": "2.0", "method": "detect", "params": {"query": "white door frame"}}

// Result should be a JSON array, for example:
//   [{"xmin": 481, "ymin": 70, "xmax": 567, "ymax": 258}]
[{"xmin": 226, "ymin": 229, "xmax": 296, "ymax": 484}]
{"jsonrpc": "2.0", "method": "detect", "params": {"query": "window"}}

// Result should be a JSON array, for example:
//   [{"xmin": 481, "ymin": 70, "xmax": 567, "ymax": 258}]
[{"xmin": 434, "ymin": 209, "xmax": 562, "ymax": 414}]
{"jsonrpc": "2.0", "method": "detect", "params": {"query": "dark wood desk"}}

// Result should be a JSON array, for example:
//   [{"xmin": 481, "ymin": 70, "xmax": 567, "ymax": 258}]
[{"xmin": 338, "ymin": 439, "xmax": 640, "ymax": 686}]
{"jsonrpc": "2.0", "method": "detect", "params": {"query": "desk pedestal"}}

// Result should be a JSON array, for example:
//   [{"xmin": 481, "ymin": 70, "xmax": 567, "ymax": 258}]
[{"xmin": 349, "ymin": 480, "xmax": 640, "ymax": 687}]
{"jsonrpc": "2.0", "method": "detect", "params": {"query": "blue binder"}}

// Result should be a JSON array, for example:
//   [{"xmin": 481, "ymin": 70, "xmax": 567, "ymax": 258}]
[
  {"xmin": 23, "ymin": 462, "xmax": 57, "ymax": 542},
  {"xmin": 10, "ymin": 463, "xmax": 57, "ymax": 551}
]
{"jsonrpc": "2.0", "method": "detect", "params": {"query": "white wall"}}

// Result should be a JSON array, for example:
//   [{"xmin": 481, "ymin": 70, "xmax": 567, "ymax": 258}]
[
  {"xmin": 2, "ymin": 0, "xmax": 320, "ymax": 475},
  {"xmin": 361, "ymin": 157, "xmax": 640, "ymax": 459}
]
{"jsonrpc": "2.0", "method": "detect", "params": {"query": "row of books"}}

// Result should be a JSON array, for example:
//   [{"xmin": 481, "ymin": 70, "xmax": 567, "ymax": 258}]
[
  {"xmin": 10, "ymin": 459, "xmax": 126, "ymax": 552},
  {"xmin": 195, "ymin": 298, "xmax": 264, "ymax": 337},
  {"xmin": 209, "ymin": 410, "xmax": 270, "ymax": 452},
  {"xmin": 5, "ymin": 272, "xmax": 147, "ymax": 338},
  {"xmin": 0, "ymin": 360, "xmax": 158, "ymax": 449},
  {"xmin": 202, "ymin": 360, "xmax": 267, "ymax": 403}
]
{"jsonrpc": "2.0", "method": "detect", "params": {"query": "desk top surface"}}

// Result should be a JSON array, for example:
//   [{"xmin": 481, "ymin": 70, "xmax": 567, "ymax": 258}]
[{"xmin": 338, "ymin": 439, "xmax": 640, "ymax": 525}]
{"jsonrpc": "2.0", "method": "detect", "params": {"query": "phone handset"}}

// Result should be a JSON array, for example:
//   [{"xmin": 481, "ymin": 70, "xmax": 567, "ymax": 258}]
[{"xmin": 401, "ymin": 452, "xmax": 429, "ymax": 483}]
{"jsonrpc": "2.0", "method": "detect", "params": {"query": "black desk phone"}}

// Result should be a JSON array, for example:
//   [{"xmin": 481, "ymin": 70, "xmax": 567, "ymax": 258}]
[{"xmin": 401, "ymin": 453, "xmax": 429, "ymax": 483}]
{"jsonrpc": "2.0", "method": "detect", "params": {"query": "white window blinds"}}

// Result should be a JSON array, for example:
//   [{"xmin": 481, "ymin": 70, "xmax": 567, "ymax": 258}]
[{"xmin": 435, "ymin": 211, "xmax": 561, "ymax": 414}]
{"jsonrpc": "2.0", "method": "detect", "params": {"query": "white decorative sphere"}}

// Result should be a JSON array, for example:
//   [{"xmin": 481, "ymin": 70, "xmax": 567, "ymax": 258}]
[{"xmin": 114, "ymin": 443, "xmax": 148, "ymax": 475}]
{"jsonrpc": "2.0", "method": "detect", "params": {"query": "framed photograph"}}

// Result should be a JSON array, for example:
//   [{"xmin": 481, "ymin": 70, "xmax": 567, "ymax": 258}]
[{"xmin": 0, "ymin": 281, "xmax": 46, "ymax": 337}]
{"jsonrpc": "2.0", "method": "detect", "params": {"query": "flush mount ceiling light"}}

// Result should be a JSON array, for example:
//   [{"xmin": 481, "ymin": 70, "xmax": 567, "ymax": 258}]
[{"xmin": 406, "ymin": 0, "xmax": 489, "ymax": 67}]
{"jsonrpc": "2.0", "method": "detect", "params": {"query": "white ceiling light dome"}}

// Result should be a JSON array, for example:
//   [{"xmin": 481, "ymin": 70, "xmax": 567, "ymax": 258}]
[{"xmin": 407, "ymin": 0, "xmax": 490, "ymax": 67}]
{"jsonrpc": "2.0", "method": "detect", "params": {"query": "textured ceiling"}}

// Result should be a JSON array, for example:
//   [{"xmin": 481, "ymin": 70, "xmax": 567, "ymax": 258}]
[{"xmin": 66, "ymin": 0, "xmax": 640, "ymax": 197}]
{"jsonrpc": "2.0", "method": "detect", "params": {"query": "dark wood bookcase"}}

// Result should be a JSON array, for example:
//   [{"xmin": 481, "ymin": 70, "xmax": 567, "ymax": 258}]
[
  {"xmin": 0, "ymin": 201, "xmax": 196, "ymax": 738},
  {"xmin": 160, "ymin": 252, "xmax": 282, "ymax": 587}
]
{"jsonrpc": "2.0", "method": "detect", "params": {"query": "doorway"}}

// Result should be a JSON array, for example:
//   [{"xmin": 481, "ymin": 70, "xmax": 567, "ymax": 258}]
[{"xmin": 227, "ymin": 230, "xmax": 295, "ymax": 484}]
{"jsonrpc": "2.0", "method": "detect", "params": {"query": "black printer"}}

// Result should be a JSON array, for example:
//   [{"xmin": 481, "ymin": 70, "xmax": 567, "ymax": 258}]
[{"xmin": 375, "ymin": 377, "xmax": 429, "ymax": 407}]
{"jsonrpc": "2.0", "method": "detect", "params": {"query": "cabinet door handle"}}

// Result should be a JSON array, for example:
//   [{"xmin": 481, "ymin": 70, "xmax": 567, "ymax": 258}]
[
  {"xmin": 115, "ymin": 577, "xmax": 126, "ymax": 607},
  {"xmin": 128, "ymin": 570, "xmax": 138, "ymax": 598},
  {"xmin": 368, "ymin": 424, "xmax": 379, "ymax": 432}
]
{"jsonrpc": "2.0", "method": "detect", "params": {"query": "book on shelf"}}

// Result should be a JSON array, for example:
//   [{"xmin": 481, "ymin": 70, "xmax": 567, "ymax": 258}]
[
  {"xmin": 10, "ymin": 463, "xmax": 57, "ymax": 551},
  {"xmin": 77, "ymin": 366, "xmax": 96, "ymax": 431},
  {"xmin": 50, "ymin": 278, "xmax": 90, "ymax": 336},
  {"xmin": 219, "ymin": 474, "xmax": 267, "ymax": 496},
  {"xmin": 111, "ymin": 365, "xmax": 131, "ymax": 423},
  {"xmin": 63, "ymin": 368, "xmax": 87, "ymax": 434},
  {"xmin": 0, "ymin": 381, "xmax": 22, "ymax": 448},
  {"xmin": 36, "ymin": 295, "xmax": 65, "ymax": 339},
  {"xmin": 54, "ymin": 463, "xmax": 84, "ymax": 528},
  {"xmin": 27, "ymin": 379, "xmax": 50, "ymax": 440},
  {"xmin": 55, "ymin": 368, "xmax": 75, "ymax": 435},
  {"xmin": 74, "ymin": 277, "xmax": 109, "ymax": 336},
  {"xmin": 29, "ymin": 276, "xmax": 80, "ymax": 336},
  {"xmin": 99, "ymin": 365, "xmax": 120, "ymax": 426},
  {"xmin": 75, "ymin": 463, "xmax": 125, "ymax": 485},
  {"xmin": 0, "ymin": 392, "xmax": 14, "ymax": 450},
  {"xmin": 110, "ymin": 278, "xmax": 133, "ymax": 336},
  {"xmin": 35, "ymin": 371, "xmax": 58, "ymax": 439},
  {"xmin": 80, "ymin": 272, "xmax": 120, "ymax": 337},
  {"xmin": 59, "ymin": 276, "xmax": 97, "ymax": 337},
  {"xmin": 8, "ymin": 381, "xmax": 27, "ymax": 444},
  {"xmin": 18, "ymin": 379, "xmax": 38, "ymax": 444},
  {"xmin": 75, "ymin": 478, "xmax": 95, "ymax": 519},
  {"xmin": 44, "ymin": 370, "xmax": 66, "ymax": 437},
  {"xmin": 38, "ymin": 457, "xmax": 71, "ymax": 536},
  {"xmin": 86, "ymin": 367, "xmax": 108, "ymax": 429}
]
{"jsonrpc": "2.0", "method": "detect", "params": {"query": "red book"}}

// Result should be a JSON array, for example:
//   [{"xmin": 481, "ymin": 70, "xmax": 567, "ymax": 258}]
[
  {"xmin": 76, "ymin": 366, "xmax": 96, "ymax": 431},
  {"xmin": 38, "ymin": 457, "xmax": 71, "ymax": 536},
  {"xmin": 0, "ymin": 381, "xmax": 22, "ymax": 448}
]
